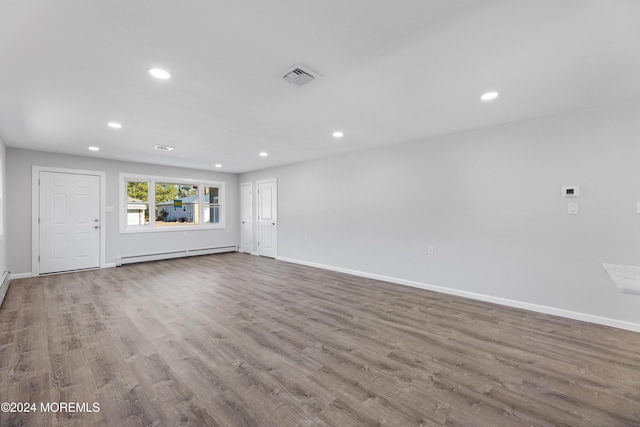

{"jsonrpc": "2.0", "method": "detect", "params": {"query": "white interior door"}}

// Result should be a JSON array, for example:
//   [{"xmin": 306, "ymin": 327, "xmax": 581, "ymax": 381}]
[
  {"xmin": 257, "ymin": 178, "xmax": 277, "ymax": 258},
  {"xmin": 39, "ymin": 171, "xmax": 101, "ymax": 274},
  {"xmin": 240, "ymin": 182, "xmax": 253, "ymax": 253}
]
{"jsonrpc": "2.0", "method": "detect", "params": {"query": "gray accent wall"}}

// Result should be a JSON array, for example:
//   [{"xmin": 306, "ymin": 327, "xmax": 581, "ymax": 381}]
[
  {"xmin": 240, "ymin": 99, "xmax": 640, "ymax": 326},
  {"xmin": 6, "ymin": 149, "xmax": 239, "ymax": 274}
]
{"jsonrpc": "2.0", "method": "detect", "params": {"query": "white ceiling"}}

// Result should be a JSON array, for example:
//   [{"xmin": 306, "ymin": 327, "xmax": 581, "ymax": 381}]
[{"xmin": 1, "ymin": 0, "xmax": 639, "ymax": 173}]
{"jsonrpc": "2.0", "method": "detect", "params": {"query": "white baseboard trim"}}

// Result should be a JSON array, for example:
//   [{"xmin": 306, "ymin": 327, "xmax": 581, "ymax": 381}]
[
  {"xmin": 276, "ymin": 256, "xmax": 640, "ymax": 333},
  {"xmin": 12, "ymin": 263, "xmax": 116, "ymax": 279},
  {"xmin": 11, "ymin": 272, "xmax": 35, "ymax": 279}
]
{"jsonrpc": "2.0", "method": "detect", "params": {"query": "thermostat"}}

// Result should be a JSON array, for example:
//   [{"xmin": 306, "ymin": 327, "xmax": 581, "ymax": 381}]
[{"xmin": 561, "ymin": 186, "xmax": 579, "ymax": 197}]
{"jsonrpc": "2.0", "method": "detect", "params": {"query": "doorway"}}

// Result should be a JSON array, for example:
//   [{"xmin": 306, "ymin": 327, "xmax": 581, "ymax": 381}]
[
  {"xmin": 33, "ymin": 168, "xmax": 105, "ymax": 274},
  {"xmin": 240, "ymin": 182, "xmax": 253, "ymax": 254},
  {"xmin": 257, "ymin": 178, "xmax": 277, "ymax": 258}
]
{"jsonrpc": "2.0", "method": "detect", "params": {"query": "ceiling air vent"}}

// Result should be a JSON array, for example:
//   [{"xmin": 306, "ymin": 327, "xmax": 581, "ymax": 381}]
[
  {"xmin": 280, "ymin": 65, "xmax": 319, "ymax": 87},
  {"xmin": 154, "ymin": 144, "xmax": 174, "ymax": 152}
]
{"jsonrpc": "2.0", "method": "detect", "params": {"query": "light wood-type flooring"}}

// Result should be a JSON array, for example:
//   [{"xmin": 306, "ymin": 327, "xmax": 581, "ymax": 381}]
[{"xmin": 1, "ymin": 253, "xmax": 640, "ymax": 426}]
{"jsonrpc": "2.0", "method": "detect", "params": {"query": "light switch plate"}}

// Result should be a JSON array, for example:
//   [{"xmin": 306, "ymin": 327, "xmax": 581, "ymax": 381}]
[{"xmin": 106, "ymin": 206, "xmax": 114, "ymax": 213}]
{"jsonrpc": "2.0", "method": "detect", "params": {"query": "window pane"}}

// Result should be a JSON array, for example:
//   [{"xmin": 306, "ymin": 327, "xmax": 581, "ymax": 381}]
[
  {"xmin": 155, "ymin": 183, "xmax": 199, "ymax": 226},
  {"xmin": 204, "ymin": 186, "xmax": 220, "ymax": 224},
  {"xmin": 127, "ymin": 181, "xmax": 149, "ymax": 226}
]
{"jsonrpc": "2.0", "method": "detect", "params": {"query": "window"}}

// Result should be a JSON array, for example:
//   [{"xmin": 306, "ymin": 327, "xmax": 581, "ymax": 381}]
[
  {"xmin": 126, "ymin": 180, "xmax": 149, "ymax": 226},
  {"xmin": 120, "ymin": 173, "xmax": 225, "ymax": 233},
  {"xmin": 155, "ymin": 183, "xmax": 199, "ymax": 226},
  {"xmin": 204, "ymin": 186, "xmax": 220, "ymax": 224}
]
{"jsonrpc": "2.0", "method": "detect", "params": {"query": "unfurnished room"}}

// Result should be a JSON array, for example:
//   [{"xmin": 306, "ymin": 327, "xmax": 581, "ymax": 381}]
[{"xmin": 0, "ymin": 1, "xmax": 640, "ymax": 426}]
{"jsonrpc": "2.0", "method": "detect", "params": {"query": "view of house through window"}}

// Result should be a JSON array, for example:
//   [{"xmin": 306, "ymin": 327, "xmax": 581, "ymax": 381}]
[
  {"xmin": 204, "ymin": 186, "xmax": 220, "ymax": 224},
  {"xmin": 155, "ymin": 183, "xmax": 199, "ymax": 226},
  {"xmin": 126, "ymin": 181, "xmax": 149, "ymax": 226},
  {"xmin": 122, "ymin": 174, "xmax": 224, "ymax": 232}
]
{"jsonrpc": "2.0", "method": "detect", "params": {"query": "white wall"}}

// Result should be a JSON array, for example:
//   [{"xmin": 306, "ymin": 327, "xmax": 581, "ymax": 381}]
[
  {"xmin": 241, "ymin": 99, "xmax": 640, "ymax": 329},
  {"xmin": 0, "ymin": 137, "xmax": 6, "ymax": 274},
  {"xmin": 6, "ymin": 149, "xmax": 239, "ymax": 275}
]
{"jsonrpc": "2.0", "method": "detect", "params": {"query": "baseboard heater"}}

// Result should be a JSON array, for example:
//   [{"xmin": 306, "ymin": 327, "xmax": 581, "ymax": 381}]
[
  {"xmin": 115, "ymin": 246, "xmax": 237, "ymax": 266},
  {"xmin": 0, "ymin": 271, "xmax": 11, "ymax": 308}
]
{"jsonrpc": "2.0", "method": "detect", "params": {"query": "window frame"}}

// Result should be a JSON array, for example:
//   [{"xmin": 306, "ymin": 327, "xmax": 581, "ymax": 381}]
[{"xmin": 119, "ymin": 173, "xmax": 225, "ymax": 233}]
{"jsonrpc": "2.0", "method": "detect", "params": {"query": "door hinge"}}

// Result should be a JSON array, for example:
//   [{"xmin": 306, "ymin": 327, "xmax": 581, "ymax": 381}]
[
  {"xmin": 38, "ymin": 179, "xmax": 40, "ymax": 185},
  {"xmin": 38, "ymin": 255, "xmax": 40, "ymax": 262},
  {"xmin": 38, "ymin": 217, "xmax": 40, "ymax": 224}
]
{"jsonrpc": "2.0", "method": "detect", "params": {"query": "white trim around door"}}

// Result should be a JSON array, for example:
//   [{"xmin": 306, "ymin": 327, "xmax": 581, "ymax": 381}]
[{"xmin": 32, "ymin": 166, "xmax": 107, "ymax": 275}]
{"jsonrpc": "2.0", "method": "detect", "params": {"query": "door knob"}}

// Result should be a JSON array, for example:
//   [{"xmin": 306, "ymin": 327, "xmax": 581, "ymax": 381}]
[
  {"xmin": 272, "ymin": 222, "xmax": 276, "ymax": 225},
  {"xmin": 94, "ymin": 225, "xmax": 100, "ymax": 229}
]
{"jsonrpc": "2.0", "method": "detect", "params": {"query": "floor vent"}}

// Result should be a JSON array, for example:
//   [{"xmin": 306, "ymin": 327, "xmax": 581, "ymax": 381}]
[
  {"xmin": 0, "ymin": 271, "xmax": 11, "ymax": 307},
  {"xmin": 281, "ymin": 65, "xmax": 319, "ymax": 87}
]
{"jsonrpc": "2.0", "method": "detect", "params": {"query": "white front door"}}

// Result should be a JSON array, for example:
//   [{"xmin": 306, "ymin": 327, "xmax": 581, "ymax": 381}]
[
  {"xmin": 39, "ymin": 171, "xmax": 101, "ymax": 274},
  {"xmin": 240, "ymin": 182, "xmax": 253, "ymax": 253},
  {"xmin": 257, "ymin": 178, "xmax": 277, "ymax": 258}
]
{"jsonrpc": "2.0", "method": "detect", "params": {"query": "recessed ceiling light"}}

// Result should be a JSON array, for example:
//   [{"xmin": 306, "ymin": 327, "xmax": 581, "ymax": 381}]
[
  {"xmin": 107, "ymin": 122, "xmax": 122, "ymax": 129},
  {"xmin": 481, "ymin": 91, "xmax": 499, "ymax": 101},
  {"xmin": 259, "ymin": 152, "xmax": 268, "ymax": 157},
  {"xmin": 154, "ymin": 144, "xmax": 174, "ymax": 152},
  {"xmin": 332, "ymin": 131, "xmax": 344, "ymax": 138},
  {"xmin": 214, "ymin": 164, "xmax": 222, "ymax": 168},
  {"xmin": 88, "ymin": 146, "xmax": 100, "ymax": 151},
  {"xmin": 149, "ymin": 68, "xmax": 171, "ymax": 80}
]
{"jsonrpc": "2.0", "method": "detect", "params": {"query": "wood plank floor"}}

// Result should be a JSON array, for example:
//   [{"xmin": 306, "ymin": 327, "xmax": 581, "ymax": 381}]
[{"xmin": 1, "ymin": 253, "xmax": 640, "ymax": 426}]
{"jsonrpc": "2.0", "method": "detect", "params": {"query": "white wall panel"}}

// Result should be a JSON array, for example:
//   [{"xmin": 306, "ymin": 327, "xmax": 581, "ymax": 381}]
[
  {"xmin": 240, "ymin": 99, "xmax": 640, "ymax": 327},
  {"xmin": 0, "ymin": 138, "xmax": 6, "ymax": 275}
]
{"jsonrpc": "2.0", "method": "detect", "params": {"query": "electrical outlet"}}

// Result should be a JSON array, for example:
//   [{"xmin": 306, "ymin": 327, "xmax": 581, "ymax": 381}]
[
  {"xmin": 568, "ymin": 203, "xmax": 578, "ymax": 215},
  {"xmin": 427, "ymin": 245, "xmax": 434, "ymax": 255},
  {"xmin": 304, "ymin": 234, "xmax": 309, "ymax": 241}
]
